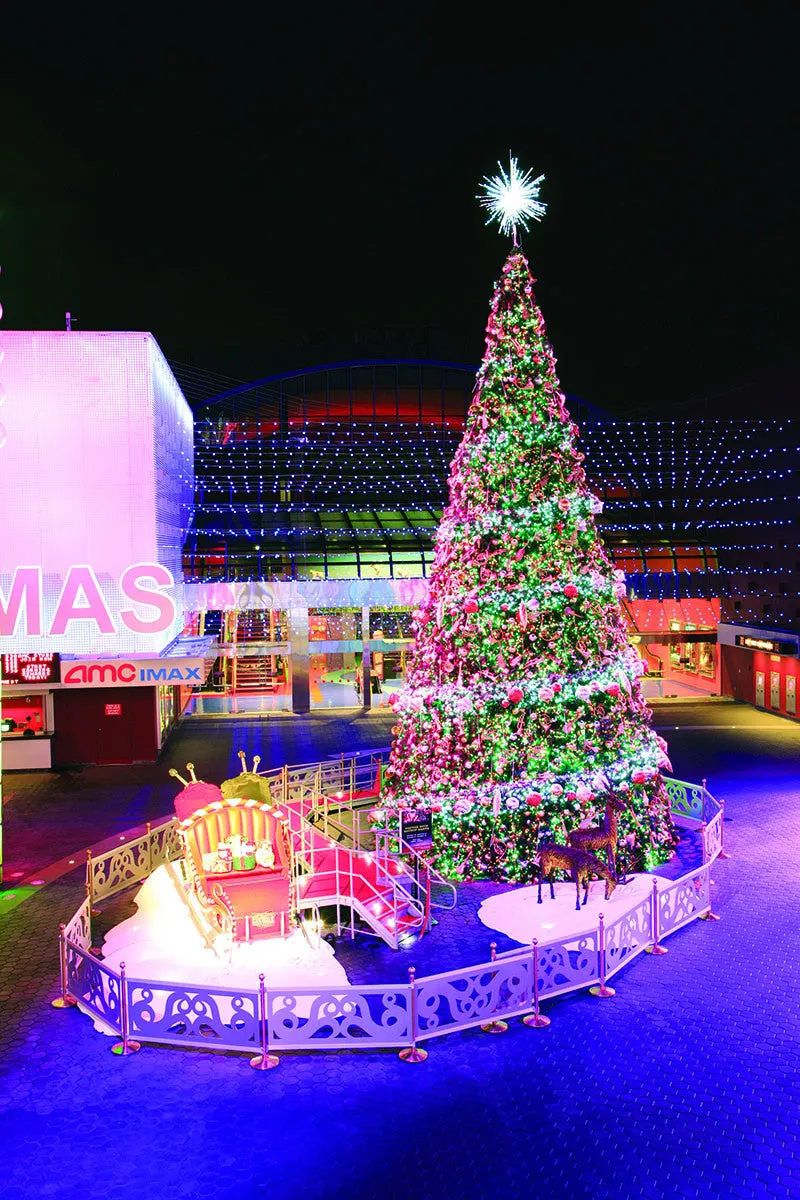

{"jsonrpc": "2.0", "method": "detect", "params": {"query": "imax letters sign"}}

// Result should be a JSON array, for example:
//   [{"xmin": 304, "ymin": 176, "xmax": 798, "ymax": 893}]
[{"xmin": 60, "ymin": 657, "xmax": 207, "ymax": 688}]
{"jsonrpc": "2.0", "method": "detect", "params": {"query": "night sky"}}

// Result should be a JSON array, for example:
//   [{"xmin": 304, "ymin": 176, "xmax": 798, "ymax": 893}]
[{"xmin": 2, "ymin": 13, "xmax": 798, "ymax": 416}]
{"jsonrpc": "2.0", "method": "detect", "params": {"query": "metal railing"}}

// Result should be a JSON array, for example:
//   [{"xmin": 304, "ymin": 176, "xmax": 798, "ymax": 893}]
[{"xmin": 54, "ymin": 773, "xmax": 726, "ymax": 1064}]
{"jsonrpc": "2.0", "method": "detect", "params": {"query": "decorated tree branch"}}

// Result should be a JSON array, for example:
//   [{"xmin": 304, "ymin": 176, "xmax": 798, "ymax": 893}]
[{"xmin": 384, "ymin": 159, "xmax": 675, "ymax": 882}]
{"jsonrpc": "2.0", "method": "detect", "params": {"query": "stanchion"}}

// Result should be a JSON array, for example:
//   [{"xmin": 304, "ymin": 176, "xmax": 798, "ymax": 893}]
[
  {"xmin": 399, "ymin": 967, "xmax": 428, "ymax": 1062},
  {"xmin": 51, "ymin": 924, "xmax": 78, "ymax": 1009},
  {"xmin": 645, "ymin": 878, "xmax": 668, "ymax": 955},
  {"xmin": 481, "ymin": 943, "xmax": 508, "ymax": 1033},
  {"xmin": 250, "ymin": 973, "xmax": 279, "ymax": 1070},
  {"xmin": 589, "ymin": 914, "xmax": 615, "ymax": 998},
  {"xmin": 523, "ymin": 937, "xmax": 550, "ymax": 1028},
  {"xmin": 111, "ymin": 962, "xmax": 141, "ymax": 1055}
]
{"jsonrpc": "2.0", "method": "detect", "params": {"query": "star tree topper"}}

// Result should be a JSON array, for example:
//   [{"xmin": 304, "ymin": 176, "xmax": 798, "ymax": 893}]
[{"xmin": 477, "ymin": 155, "xmax": 546, "ymax": 244}]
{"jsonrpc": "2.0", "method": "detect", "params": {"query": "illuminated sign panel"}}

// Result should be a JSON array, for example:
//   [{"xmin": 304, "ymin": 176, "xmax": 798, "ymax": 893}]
[
  {"xmin": 0, "ymin": 331, "xmax": 193, "ymax": 655},
  {"xmin": 1, "ymin": 652, "xmax": 61, "ymax": 684},
  {"xmin": 735, "ymin": 635, "xmax": 797, "ymax": 656},
  {"xmin": 59, "ymin": 656, "xmax": 208, "ymax": 688}
]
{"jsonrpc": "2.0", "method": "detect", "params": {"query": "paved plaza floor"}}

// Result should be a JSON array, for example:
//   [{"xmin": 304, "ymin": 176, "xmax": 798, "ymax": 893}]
[{"xmin": 1, "ymin": 701, "xmax": 799, "ymax": 1199}]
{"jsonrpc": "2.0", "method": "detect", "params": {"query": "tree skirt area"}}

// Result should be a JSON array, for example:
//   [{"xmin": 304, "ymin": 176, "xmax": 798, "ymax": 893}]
[
  {"xmin": 477, "ymin": 871, "xmax": 664, "ymax": 945},
  {"xmin": 98, "ymin": 865, "xmax": 349, "ymax": 1008}
]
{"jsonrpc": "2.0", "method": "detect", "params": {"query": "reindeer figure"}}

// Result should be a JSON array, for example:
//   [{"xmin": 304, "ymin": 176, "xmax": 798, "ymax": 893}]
[
  {"xmin": 536, "ymin": 843, "xmax": 618, "ymax": 912},
  {"xmin": 567, "ymin": 792, "xmax": 627, "ymax": 874}
]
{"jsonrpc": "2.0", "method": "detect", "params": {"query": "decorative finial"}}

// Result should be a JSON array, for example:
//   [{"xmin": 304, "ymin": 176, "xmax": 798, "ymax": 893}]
[
  {"xmin": 186, "ymin": 762, "xmax": 198, "ymax": 783},
  {"xmin": 169, "ymin": 768, "xmax": 189, "ymax": 786},
  {"xmin": 238, "ymin": 749, "xmax": 247, "ymax": 774},
  {"xmin": 477, "ymin": 155, "xmax": 546, "ymax": 247}
]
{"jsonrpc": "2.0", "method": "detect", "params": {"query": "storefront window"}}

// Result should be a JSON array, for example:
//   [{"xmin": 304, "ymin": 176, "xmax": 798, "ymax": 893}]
[
  {"xmin": 1, "ymin": 694, "xmax": 47, "ymax": 736},
  {"xmin": 158, "ymin": 685, "xmax": 177, "ymax": 741}
]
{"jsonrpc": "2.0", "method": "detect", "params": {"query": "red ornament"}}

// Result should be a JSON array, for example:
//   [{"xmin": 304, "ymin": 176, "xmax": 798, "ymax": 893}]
[
  {"xmin": 463, "ymin": 598, "xmax": 479, "ymax": 614},
  {"xmin": 632, "ymin": 770, "xmax": 647, "ymax": 785},
  {"xmin": 563, "ymin": 584, "xmax": 579, "ymax": 599},
  {"xmin": 605, "ymin": 683, "xmax": 621, "ymax": 697},
  {"xmin": 526, "ymin": 793, "xmax": 543, "ymax": 807},
  {"xmin": 508, "ymin": 686, "xmax": 524, "ymax": 704}
]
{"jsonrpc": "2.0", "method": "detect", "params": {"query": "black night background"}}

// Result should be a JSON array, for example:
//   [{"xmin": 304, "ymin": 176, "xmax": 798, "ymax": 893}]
[{"xmin": 2, "ymin": 10, "xmax": 798, "ymax": 416}]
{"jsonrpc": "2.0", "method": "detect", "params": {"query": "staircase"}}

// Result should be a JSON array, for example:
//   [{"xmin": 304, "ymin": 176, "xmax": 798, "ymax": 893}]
[
  {"xmin": 279, "ymin": 788, "xmax": 428, "ymax": 949},
  {"xmin": 295, "ymin": 845, "xmax": 426, "ymax": 947}
]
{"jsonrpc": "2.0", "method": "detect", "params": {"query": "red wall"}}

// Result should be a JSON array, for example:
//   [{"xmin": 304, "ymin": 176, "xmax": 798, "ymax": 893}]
[
  {"xmin": 721, "ymin": 646, "xmax": 799, "ymax": 719},
  {"xmin": 53, "ymin": 687, "xmax": 158, "ymax": 765}
]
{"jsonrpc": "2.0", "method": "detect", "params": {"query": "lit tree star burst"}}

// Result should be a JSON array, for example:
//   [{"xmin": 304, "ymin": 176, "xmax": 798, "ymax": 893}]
[{"xmin": 477, "ymin": 156, "xmax": 546, "ymax": 243}]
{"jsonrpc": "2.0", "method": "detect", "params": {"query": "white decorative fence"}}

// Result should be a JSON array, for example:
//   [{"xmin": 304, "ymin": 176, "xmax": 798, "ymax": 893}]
[{"xmin": 55, "ymin": 773, "xmax": 726, "ymax": 1064}]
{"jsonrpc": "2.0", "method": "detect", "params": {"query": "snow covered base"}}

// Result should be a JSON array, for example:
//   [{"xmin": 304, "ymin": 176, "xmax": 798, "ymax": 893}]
[
  {"xmin": 99, "ymin": 865, "xmax": 349, "ymax": 1012},
  {"xmin": 478, "ymin": 871, "xmax": 663, "ymax": 945}
]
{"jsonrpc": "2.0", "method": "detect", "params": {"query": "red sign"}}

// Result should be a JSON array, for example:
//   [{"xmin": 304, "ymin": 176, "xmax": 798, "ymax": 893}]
[
  {"xmin": 105, "ymin": 703, "xmax": 122, "ymax": 716},
  {"xmin": 1, "ymin": 652, "xmax": 61, "ymax": 685}
]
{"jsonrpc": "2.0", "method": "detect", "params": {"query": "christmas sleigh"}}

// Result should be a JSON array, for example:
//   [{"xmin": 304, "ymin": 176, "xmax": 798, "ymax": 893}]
[{"xmin": 178, "ymin": 797, "xmax": 294, "ymax": 942}]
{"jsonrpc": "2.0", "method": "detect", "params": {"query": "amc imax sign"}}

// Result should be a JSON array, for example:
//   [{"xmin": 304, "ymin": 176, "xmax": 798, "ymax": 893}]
[{"xmin": 61, "ymin": 657, "xmax": 208, "ymax": 688}]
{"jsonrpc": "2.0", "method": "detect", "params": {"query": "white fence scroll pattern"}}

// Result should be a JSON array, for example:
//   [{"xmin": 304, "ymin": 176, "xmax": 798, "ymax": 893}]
[
  {"xmin": 604, "ymin": 895, "xmax": 653, "ymax": 980},
  {"xmin": 91, "ymin": 820, "xmax": 183, "ymax": 903},
  {"xmin": 414, "ymin": 958, "xmax": 531, "ymax": 1039},
  {"xmin": 663, "ymin": 777, "xmax": 705, "ymax": 826},
  {"xmin": 267, "ymin": 985, "xmax": 411, "ymax": 1049},
  {"xmin": 658, "ymin": 867, "xmax": 711, "ymax": 938},
  {"xmin": 126, "ymin": 981, "xmax": 261, "ymax": 1052},
  {"xmin": 64, "ymin": 896, "xmax": 92, "ymax": 952},
  {"xmin": 65, "ymin": 943, "xmax": 121, "ymax": 1032}
]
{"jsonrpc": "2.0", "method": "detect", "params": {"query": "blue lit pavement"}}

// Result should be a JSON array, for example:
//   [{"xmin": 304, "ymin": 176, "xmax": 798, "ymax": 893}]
[{"xmin": 1, "ymin": 702, "xmax": 800, "ymax": 1200}]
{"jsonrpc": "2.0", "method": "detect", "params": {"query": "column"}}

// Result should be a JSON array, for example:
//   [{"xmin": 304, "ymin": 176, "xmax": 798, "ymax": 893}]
[
  {"xmin": 289, "ymin": 605, "xmax": 310, "ymax": 714},
  {"xmin": 361, "ymin": 604, "xmax": 371, "ymax": 710}
]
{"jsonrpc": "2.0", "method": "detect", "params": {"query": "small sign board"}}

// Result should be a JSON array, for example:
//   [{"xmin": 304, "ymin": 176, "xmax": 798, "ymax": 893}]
[
  {"xmin": 735, "ymin": 634, "xmax": 796, "ymax": 656},
  {"xmin": 400, "ymin": 809, "xmax": 433, "ymax": 849},
  {"xmin": 1, "ymin": 652, "xmax": 61, "ymax": 685}
]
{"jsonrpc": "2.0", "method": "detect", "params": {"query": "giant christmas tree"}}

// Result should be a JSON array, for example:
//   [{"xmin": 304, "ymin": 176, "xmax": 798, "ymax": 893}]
[{"xmin": 384, "ymin": 160, "xmax": 675, "ymax": 882}]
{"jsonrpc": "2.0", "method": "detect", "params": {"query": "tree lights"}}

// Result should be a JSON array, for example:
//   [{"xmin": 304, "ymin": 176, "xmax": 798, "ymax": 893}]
[{"xmin": 384, "ymin": 246, "xmax": 677, "ymax": 882}]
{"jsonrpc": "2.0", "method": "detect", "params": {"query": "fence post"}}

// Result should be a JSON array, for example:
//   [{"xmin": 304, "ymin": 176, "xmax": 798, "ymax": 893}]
[
  {"xmin": 146, "ymin": 821, "xmax": 153, "ymax": 874},
  {"xmin": 399, "ymin": 967, "xmax": 427, "ymax": 1062},
  {"xmin": 250, "ymin": 973, "xmax": 279, "ymax": 1070},
  {"xmin": 646, "ymin": 878, "xmax": 668, "ymax": 955},
  {"xmin": 523, "ymin": 937, "xmax": 551, "ymax": 1027},
  {"xmin": 340, "ymin": 751, "xmax": 345, "ymax": 791},
  {"xmin": 51, "ymin": 924, "xmax": 78, "ymax": 1009},
  {"xmin": 481, "ymin": 942, "xmax": 508, "ymax": 1033},
  {"xmin": 111, "ymin": 962, "xmax": 141, "ymax": 1056},
  {"xmin": 699, "ymin": 867, "xmax": 721, "ymax": 921},
  {"xmin": 700, "ymin": 822, "xmax": 708, "ymax": 864},
  {"xmin": 589, "ymin": 914, "xmax": 615, "ymax": 998},
  {"xmin": 717, "ymin": 788, "xmax": 732, "ymax": 860},
  {"xmin": 86, "ymin": 850, "xmax": 99, "ymax": 916},
  {"xmin": 282, "ymin": 763, "xmax": 288, "ymax": 806}
]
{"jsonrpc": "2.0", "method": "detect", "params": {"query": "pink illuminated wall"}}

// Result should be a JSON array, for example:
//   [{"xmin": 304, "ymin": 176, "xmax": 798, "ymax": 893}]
[{"xmin": 0, "ymin": 332, "xmax": 194, "ymax": 655}]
